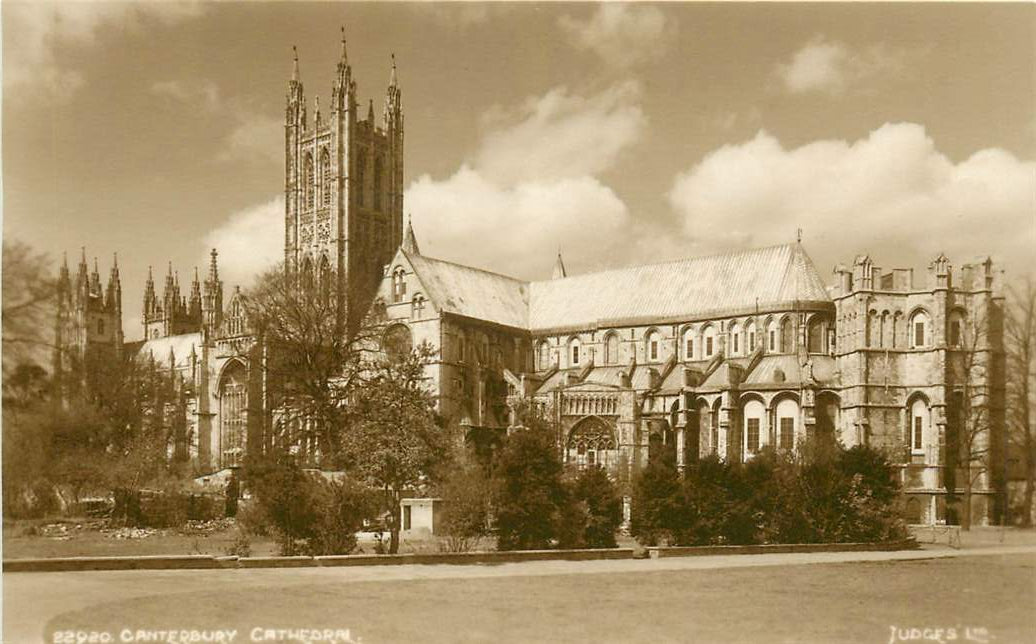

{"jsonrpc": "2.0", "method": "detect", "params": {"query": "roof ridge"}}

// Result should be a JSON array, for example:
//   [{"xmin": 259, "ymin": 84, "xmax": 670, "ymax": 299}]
[{"xmin": 530, "ymin": 242, "xmax": 796, "ymax": 287}]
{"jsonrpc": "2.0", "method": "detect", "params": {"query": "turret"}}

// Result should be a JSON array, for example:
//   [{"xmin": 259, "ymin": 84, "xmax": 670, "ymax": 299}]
[
  {"xmin": 105, "ymin": 253, "xmax": 121, "ymax": 312},
  {"xmin": 202, "ymin": 248, "xmax": 224, "ymax": 335},
  {"xmin": 383, "ymin": 53, "xmax": 403, "ymax": 131},
  {"xmin": 286, "ymin": 46, "xmax": 306, "ymax": 127},
  {"xmin": 331, "ymin": 26, "xmax": 351, "ymax": 111},
  {"xmin": 89, "ymin": 257, "xmax": 102, "ymax": 297},
  {"xmin": 188, "ymin": 267, "xmax": 202, "ymax": 319},
  {"xmin": 402, "ymin": 217, "xmax": 420, "ymax": 255}
]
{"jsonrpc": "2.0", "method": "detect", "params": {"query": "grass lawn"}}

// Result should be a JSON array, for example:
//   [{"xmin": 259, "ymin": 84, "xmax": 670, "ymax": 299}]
[{"xmin": 37, "ymin": 553, "xmax": 1036, "ymax": 643}]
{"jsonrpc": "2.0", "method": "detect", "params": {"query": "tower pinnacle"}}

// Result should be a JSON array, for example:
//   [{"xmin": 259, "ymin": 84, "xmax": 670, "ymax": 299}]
[
  {"xmin": 389, "ymin": 53, "xmax": 398, "ymax": 88},
  {"xmin": 292, "ymin": 45, "xmax": 300, "ymax": 82},
  {"xmin": 552, "ymin": 250, "xmax": 567, "ymax": 280}
]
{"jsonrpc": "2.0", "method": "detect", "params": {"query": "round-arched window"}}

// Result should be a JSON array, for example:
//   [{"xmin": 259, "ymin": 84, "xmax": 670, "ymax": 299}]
[{"xmin": 383, "ymin": 324, "xmax": 413, "ymax": 360}]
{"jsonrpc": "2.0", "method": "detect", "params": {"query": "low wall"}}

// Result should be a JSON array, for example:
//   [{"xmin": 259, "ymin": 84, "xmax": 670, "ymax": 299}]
[
  {"xmin": 645, "ymin": 540, "xmax": 919, "ymax": 559},
  {"xmin": 3, "ymin": 555, "xmax": 222, "ymax": 573}
]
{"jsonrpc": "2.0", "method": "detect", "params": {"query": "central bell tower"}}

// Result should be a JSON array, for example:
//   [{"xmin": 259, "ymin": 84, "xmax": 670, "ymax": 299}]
[{"xmin": 284, "ymin": 29, "xmax": 404, "ymax": 332}]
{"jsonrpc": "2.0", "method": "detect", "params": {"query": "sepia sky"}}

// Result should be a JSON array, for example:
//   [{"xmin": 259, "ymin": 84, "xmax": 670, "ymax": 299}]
[{"xmin": 3, "ymin": 2, "xmax": 1034, "ymax": 340}]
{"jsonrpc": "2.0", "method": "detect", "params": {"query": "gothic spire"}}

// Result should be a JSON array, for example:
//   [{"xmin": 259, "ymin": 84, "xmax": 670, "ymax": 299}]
[
  {"xmin": 402, "ymin": 216, "xmax": 420, "ymax": 255},
  {"xmin": 367, "ymin": 98, "xmax": 374, "ymax": 122},
  {"xmin": 291, "ymin": 45, "xmax": 300, "ymax": 83},
  {"xmin": 339, "ymin": 26, "xmax": 348, "ymax": 68},
  {"xmin": 389, "ymin": 53, "xmax": 398, "ymax": 88},
  {"xmin": 552, "ymin": 250, "xmax": 567, "ymax": 280}
]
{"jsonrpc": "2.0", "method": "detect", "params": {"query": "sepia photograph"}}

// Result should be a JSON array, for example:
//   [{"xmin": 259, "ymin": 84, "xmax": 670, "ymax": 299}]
[{"xmin": 2, "ymin": 2, "xmax": 1034, "ymax": 642}]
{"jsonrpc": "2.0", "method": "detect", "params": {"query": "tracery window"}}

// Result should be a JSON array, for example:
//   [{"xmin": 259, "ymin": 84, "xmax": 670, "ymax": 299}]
[
  {"xmin": 566, "ymin": 417, "xmax": 618, "ymax": 470},
  {"xmin": 412, "ymin": 293, "xmax": 426, "ymax": 320},
  {"xmin": 219, "ymin": 362, "xmax": 248, "ymax": 469}
]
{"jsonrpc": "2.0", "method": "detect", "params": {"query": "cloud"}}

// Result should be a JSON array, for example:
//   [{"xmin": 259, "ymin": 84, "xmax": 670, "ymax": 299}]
[
  {"xmin": 202, "ymin": 197, "xmax": 284, "ymax": 289},
  {"xmin": 475, "ymin": 81, "xmax": 645, "ymax": 185},
  {"xmin": 4, "ymin": 2, "xmax": 205, "ymax": 103},
  {"xmin": 405, "ymin": 82, "xmax": 646, "ymax": 278},
  {"xmin": 774, "ymin": 36, "xmax": 911, "ymax": 96},
  {"xmin": 151, "ymin": 80, "xmax": 281, "ymax": 164},
  {"xmin": 558, "ymin": 5, "xmax": 675, "ymax": 70},
  {"xmin": 668, "ymin": 123, "xmax": 1036, "ymax": 276}
]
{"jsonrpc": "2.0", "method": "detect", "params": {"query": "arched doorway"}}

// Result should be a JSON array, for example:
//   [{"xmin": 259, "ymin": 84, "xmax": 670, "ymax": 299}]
[{"xmin": 566, "ymin": 416, "xmax": 619, "ymax": 469}]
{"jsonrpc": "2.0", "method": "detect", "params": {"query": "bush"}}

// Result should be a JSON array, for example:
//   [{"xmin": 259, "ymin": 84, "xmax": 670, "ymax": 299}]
[
  {"xmin": 305, "ymin": 477, "xmax": 375, "ymax": 556},
  {"xmin": 438, "ymin": 455, "xmax": 492, "ymax": 553},
  {"xmin": 631, "ymin": 450, "xmax": 683, "ymax": 546},
  {"xmin": 494, "ymin": 421, "xmax": 568, "ymax": 551},
  {"xmin": 235, "ymin": 498, "xmax": 271, "ymax": 537},
  {"xmin": 569, "ymin": 466, "xmax": 622, "ymax": 548}
]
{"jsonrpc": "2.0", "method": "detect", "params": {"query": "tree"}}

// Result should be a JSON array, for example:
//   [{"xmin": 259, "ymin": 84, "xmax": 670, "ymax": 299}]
[
  {"xmin": 438, "ymin": 450, "xmax": 493, "ymax": 552},
  {"xmin": 493, "ymin": 409, "xmax": 568, "ymax": 551},
  {"xmin": 346, "ymin": 342, "xmax": 448, "ymax": 554},
  {"xmin": 243, "ymin": 263, "xmax": 372, "ymax": 464},
  {"xmin": 947, "ymin": 305, "xmax": 1000, "ymax": 530},
  {"xmin": 2, "ymin": 240, "xmax": 55, "ymax": 375},
  {"xmin": 630, "ymin": 445, "xmax": 683, "ymax": 546},
  {"xmin": 1006, "ymin": 277, "xmax": 1036, "ymax": 526},
  {"xmin": 568, "ymin": 466, "xmax": 622, "ymax": 548}
]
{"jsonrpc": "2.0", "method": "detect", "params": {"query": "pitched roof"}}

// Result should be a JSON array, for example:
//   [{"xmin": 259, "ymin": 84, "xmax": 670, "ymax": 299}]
[
  {"xmin": 406, "ymin": 252, "xmax": 529, "ymax": 329},
  {"xmin": 135, "ymin": 332, "xmax": 202, "ymax": 370},
  {"xmin": 405, "ymin": 243, "xmax": 831, "ymax": 333},
  {"xmin": 527, "ymin": 243, "xmax": 831, "ymax": 332}
]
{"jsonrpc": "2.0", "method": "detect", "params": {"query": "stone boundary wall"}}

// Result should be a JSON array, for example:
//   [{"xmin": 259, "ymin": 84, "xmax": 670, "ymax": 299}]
[
  {"xmin": 645, "ymin": 540, "xmax": 919, "ymax": 559},
  {"xmin": 3, "ymin": 542, "xmax": 920, "ymax": 573}
]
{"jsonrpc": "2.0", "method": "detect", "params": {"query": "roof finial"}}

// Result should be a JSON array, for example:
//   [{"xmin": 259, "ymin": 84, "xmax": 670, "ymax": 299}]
[
  {"xmin": 389, "ymin": 52, "xmax": 398, "ymax": 88},
  {"xmin": 291, "ymin": 45, "xmax": 300, "ymax": 82},
  {"xmin": 796, "ymin": 227, "xmax": 803, "ymax": 244},
  {"xmin": 340, "ymin": 26, "xmax": 347, "ymax": 63}
]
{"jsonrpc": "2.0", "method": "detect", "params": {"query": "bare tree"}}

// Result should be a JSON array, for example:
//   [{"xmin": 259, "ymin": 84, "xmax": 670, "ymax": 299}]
[
  {"xmin": 1006, "ymin": 277, "xmax": 1036, "ymax": 526},
  {"xmin": 243, "ymin": 263, "xmax": 376, "ymax": 464},
  {"xmin": 945, "ymin": 304, "xmax": 1002, "ymax": 530},
  {"xmin": 2, "ymin": 240, "xmax": 56, "ymax": 373}
]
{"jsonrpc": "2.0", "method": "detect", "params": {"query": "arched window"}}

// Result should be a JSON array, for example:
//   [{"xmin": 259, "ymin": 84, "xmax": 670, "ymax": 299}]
[
  {"xmin": 775, "ymin": 398, "xmax": 799, "ymax": 450},
  {"xmin": 538, "ymin": 340, "xmax": 550, "ymax": 371},
  {"xmin": 743, "ymin": 399, "xmax": 765, "ymax": 455},
  {"xmin": 383, "ymin": 324, "xmax": 413, "ymax": 360},
  {"xmin": 568, "ymin": 337, "xmax": 582, "ymax": 367},
  {"xmin": 910, "ymin": 397, "xmax": 929, "ymax": 454},
  {"xmin": 807, "ymin": 315, "xmax": 829, "ymax": 354},
  {"xmin": 604, "ymin": 332, "xmax": 619, "ymax": 365},
  {"xmin": 300, "ymin": 257, "xmax": 314, "ymax": 293},
  {"xmin": 781, "ymin": 317, "xmax": 794, "ymax": 353},
  {"xmin": 729, "ymin": 322, "xmax": 741, "ymax": 356},
  {"xmin": 411, "ymin": 293, "xmax": 426, "ymax": 320},
  {"xmin": 219, "ymin": 362, "xmax": 248, "ymax": 469},
  {"xmin": 392, "ymin": 267, "xmax": 406, "ymax": 303},
  {"xmin": 948, "ymin": 310, "xmax": 966, "ymax": 348},
  {"xmin": 646, "ymin": 330, "xmax": 661, "ymax": 362},
  {"xmin": 703, "ymin": 325, "xmax": 716, "ymax": 358},
  {"xmin": 566, "ymin": 417, "xmax": 618, "ymax": 470},
  {"xmin": 682, "ymin": 327, "xmax": 695, "ymax": 360},
  {"xmin": 767, "ymin": 319, "xmax": 778, "ymax": 353},
  {"xmin": 356, "ymin": 151, "xmax": 366, "ymax": 207},
  {"xmin": 303, "ymin": 153, "xmax": 314, "ymax": 210},
  {"xmin": 320, "ymin": 148, "xmax": 332, "ymax": 207},
  {"xmin": 318, "ymin": 256, "xmax": 331, "ymax": 304},
  {"xmin": 746, "ymin": 321, "xmax": 756, "ymax": 354},
  {"xmin": 910, "ymin": 310, "xmax": 930, "ymax": 349},
  {"xmin": 374, "ymin": 157, "xmax": 383, "ymax": 211}
]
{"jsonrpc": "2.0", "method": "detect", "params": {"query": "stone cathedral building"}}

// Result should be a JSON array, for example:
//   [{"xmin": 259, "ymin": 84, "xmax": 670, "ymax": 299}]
[{"xmin": 55, "ymin": 34, "xmax": 1006, "ymax": 526}]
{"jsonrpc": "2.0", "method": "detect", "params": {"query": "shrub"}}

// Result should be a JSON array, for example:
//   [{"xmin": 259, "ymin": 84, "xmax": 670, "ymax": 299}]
[
  {"xmin": 631, "ymin": 449, "xmax": 683, "ymax": 546},
  {"xmin": 569, "ymin": 466, "xmax": 622, "ymax": 548},
  {"xmin": 494, "ymin": 421, "xmax": 567, "ymax": 551},
  {"xmin": 305, "ymin": 477, "xmax": 375, "ymax": 556},
  {"xmin": 246, "ymin": 453, "xmax": 324, "ymax": 555},
  {"xmin": 678, "ymin": 455, "xmax": 738, "ymax": 545},
  {"xmin": 235, "ymin": 498, "xmax": 271, "ymax": 537},
  {"xmin": 226, "ymin": 527, "xmax": 252, "ymax": 558},
  {"xmin": 438, "ymin": 455, "xmax": 492, "ymax": 553}
]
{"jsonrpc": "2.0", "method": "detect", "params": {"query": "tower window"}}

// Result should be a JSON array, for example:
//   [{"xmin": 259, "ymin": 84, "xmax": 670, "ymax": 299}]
[
  {"xmin": 303, "ymin": 153, "xmax": 314, "ymax": 211},
  {"xmin": 320, "ymin": 148, "xmax": 332, "ymax": 207},
  {"xmin": 356, "ymin": 151, "xmax": 366, "ymax": 207}
]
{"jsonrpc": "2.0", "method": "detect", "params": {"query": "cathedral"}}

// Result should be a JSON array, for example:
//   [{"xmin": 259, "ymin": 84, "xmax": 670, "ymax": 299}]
[{"xmin": 54, "ymin": 34, "xmax": 1007, "ymax": 527}]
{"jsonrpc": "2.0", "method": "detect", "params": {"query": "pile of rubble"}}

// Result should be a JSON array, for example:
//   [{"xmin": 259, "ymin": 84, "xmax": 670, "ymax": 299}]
[
  {"xmin": 102, "ymin": 526, "xmax": 158, "ymax": 540},
  {"xmin": 179, "ymin": 518, "xmax": 236, "ymax": 536}
]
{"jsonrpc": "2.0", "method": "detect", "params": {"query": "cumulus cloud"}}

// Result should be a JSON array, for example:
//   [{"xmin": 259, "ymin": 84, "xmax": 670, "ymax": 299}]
[
  {"xmin": 774, "ymin": 36, "xmax": 911, "ymax": 96},
  {"xmin": 668, "ymin": 123, "xmax": 1036, "ymax": 275},
  {"xmin": 202, "ymin": 197, "xmax": 284, "ymax": 289},
  {"xmin": 4, "ymin": 2, "xmax": 205, "ymax": 102},
  {"xmin": 558, "ymin": 5, "xmax": 675, "ymax": 70},
  {"xmin": 404, "ymin": 82, "xmax": 645, "ymax": 278},
  {"xmin": 476, "ymin": 81, "xmax": 645, "ymax": 185},
  {"xmin": 151, "ymin": 80, "xmax": 281, "ymax": 164}
]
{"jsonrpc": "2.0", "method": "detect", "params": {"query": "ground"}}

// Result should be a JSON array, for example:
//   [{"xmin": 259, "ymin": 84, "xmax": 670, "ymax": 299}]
[{"xmin": 5, "ymin": 547, "xmax": 1034, "ymax": 643}]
